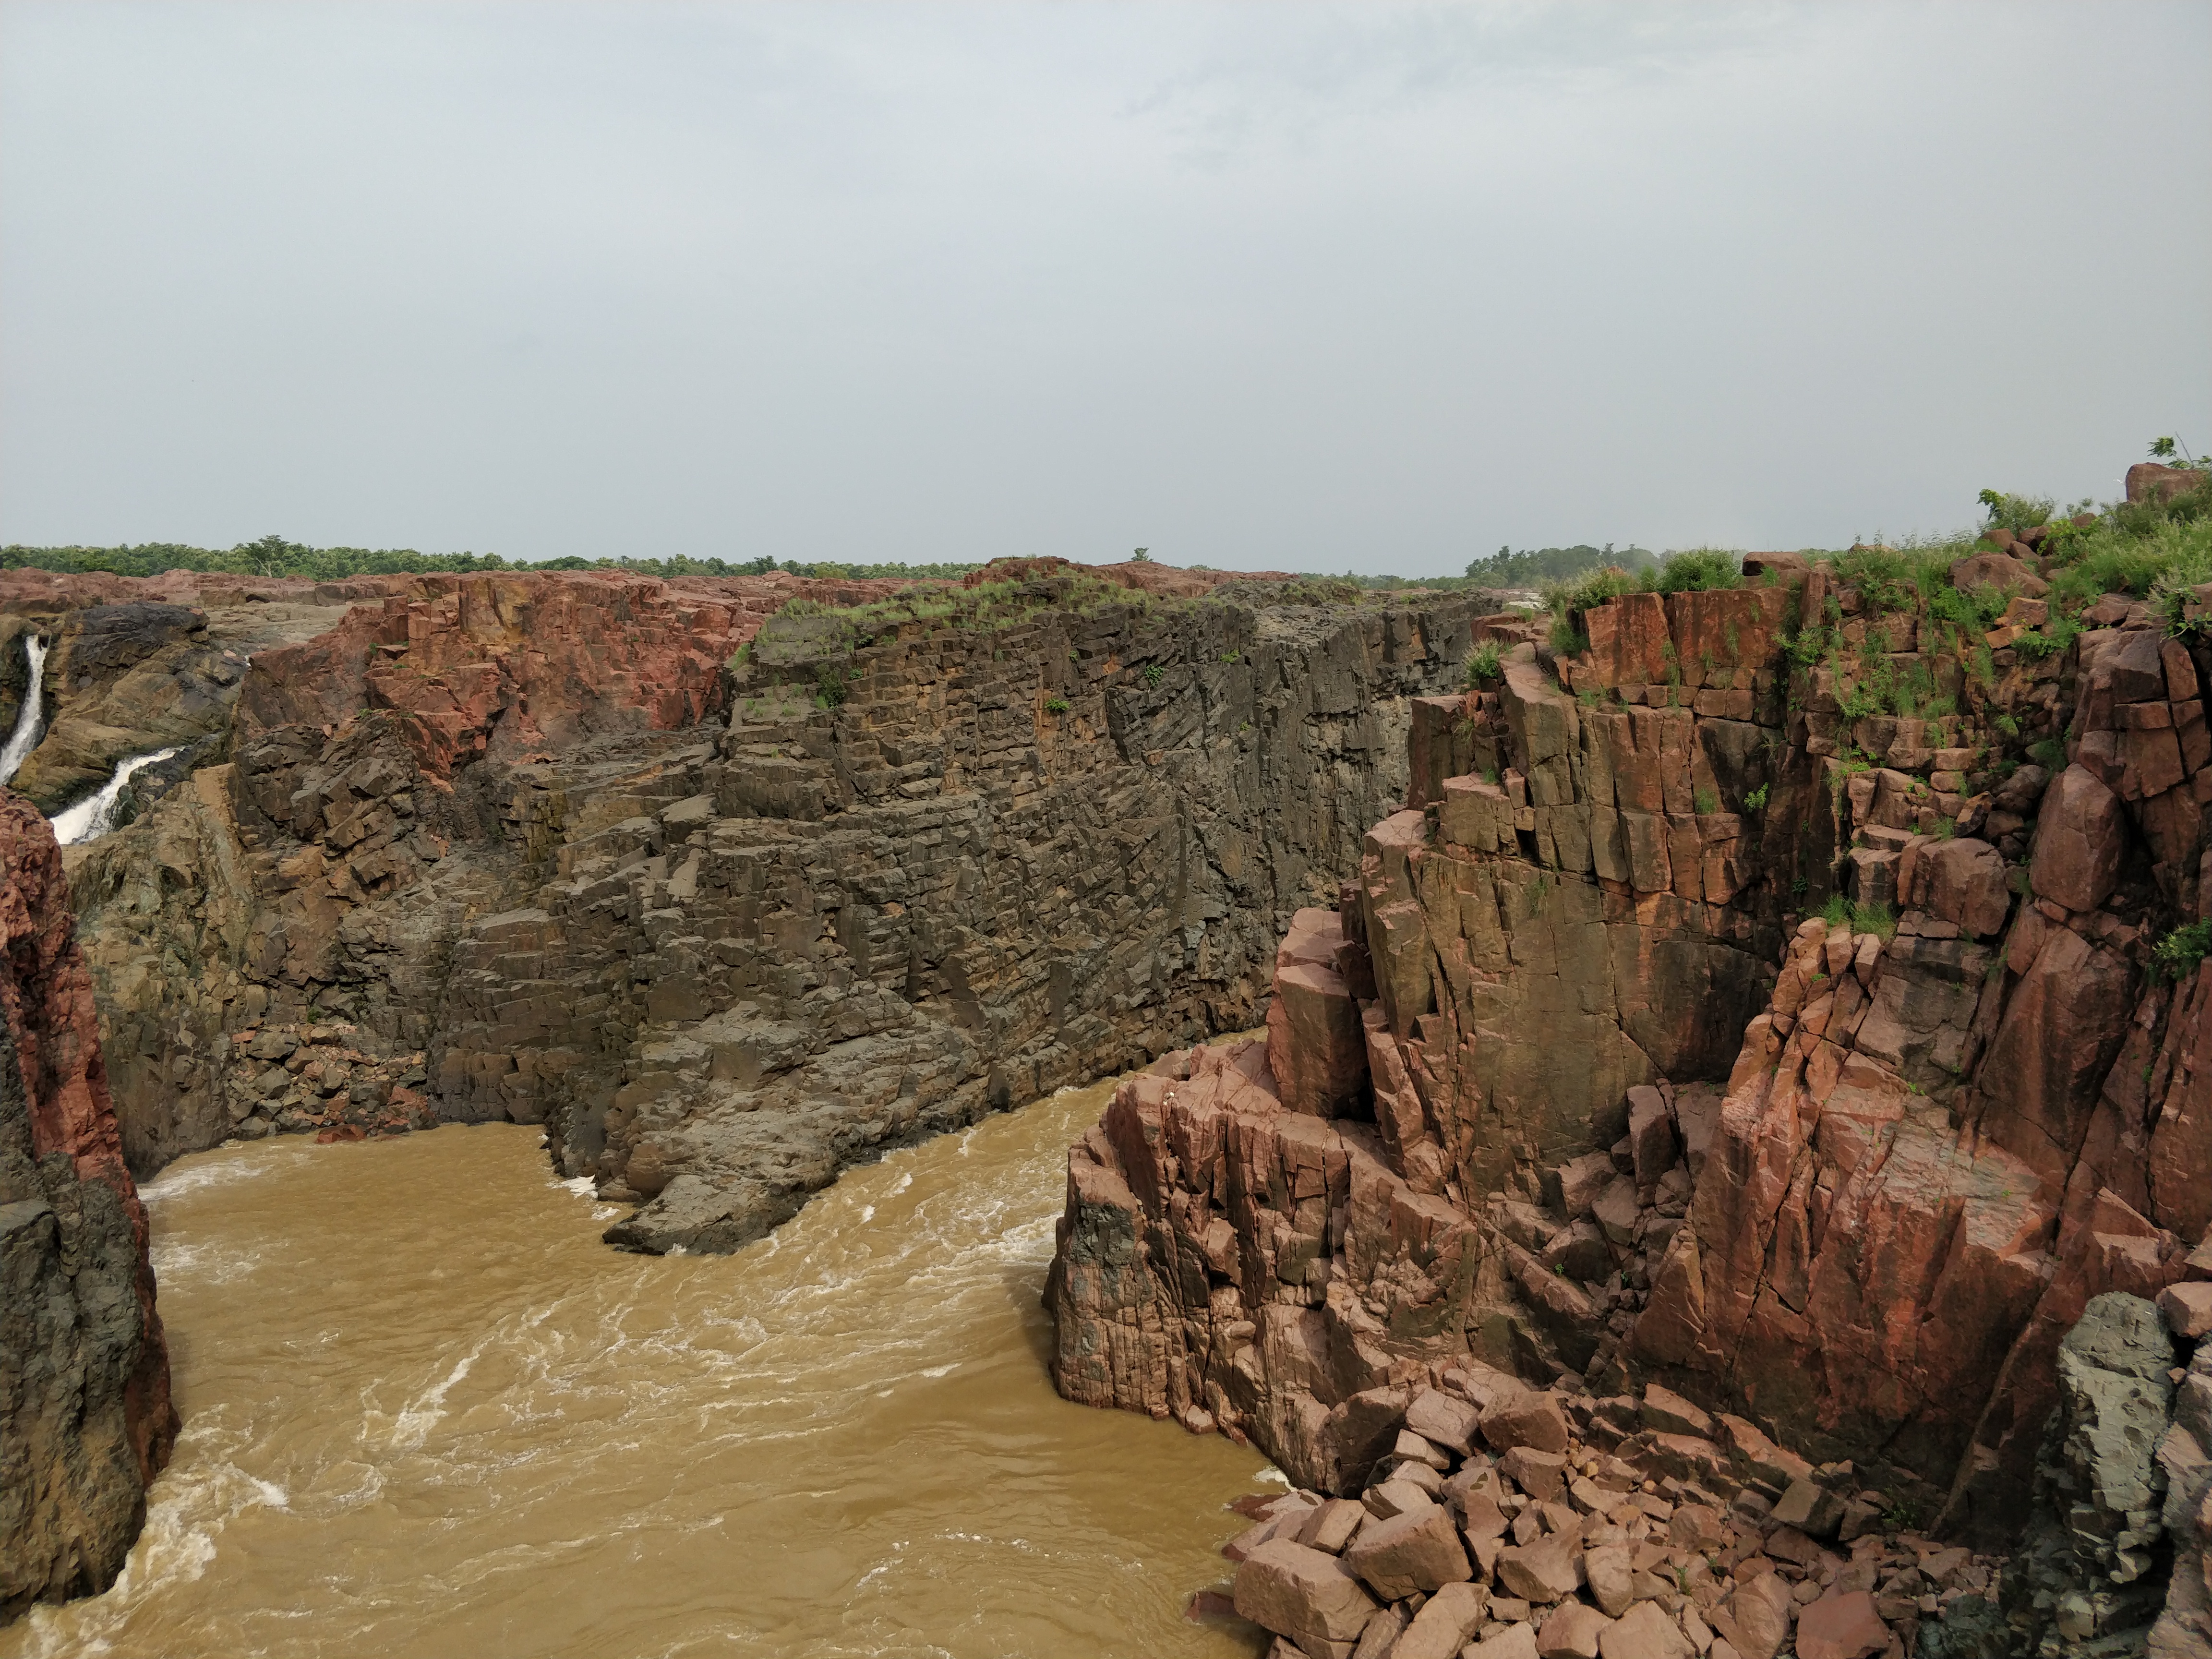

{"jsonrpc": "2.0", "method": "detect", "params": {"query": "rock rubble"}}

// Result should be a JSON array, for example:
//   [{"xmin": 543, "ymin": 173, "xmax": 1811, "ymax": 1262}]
[{"xmin": 1208, "ymin": 1365, "xmax": 2007, "ymax": 1659}]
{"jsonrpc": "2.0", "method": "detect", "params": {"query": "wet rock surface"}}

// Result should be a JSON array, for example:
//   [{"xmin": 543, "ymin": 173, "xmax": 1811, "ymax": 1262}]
[{"xmin": 0, "ymin": 792, "xmax": 175, "ymax": 1620}]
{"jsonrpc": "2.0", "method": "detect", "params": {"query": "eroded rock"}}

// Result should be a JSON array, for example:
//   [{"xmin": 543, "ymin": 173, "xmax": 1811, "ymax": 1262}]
[{"xmin": 0, "ymin": 792, "xmax": 176, "ymax": 1620}]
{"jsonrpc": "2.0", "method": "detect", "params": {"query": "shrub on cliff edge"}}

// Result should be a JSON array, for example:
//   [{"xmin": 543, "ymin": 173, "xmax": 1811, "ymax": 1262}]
[{"xmin": 1646, "ymin": 548, "xmax": 1743, "ymax": 593}]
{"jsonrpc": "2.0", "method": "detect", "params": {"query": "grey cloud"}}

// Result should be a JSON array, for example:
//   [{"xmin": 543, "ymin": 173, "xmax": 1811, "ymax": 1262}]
[{"xmin": 0, "ymin": 1, "xmax": 2206, "ymax": 573}]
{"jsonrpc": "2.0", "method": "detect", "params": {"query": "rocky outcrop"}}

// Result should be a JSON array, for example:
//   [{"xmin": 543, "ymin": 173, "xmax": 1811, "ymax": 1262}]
[
  {"xmin": 63, "ymin": 568, "xmax": 833, "ymax": 1175},
  {"xmin": 0, "ymin": 573, "xmax": 385, "ymax": 825},
  {"xmin": 1049, "ymin": 537, "xmax": 2212, "ymax": 1618},
  {"xmin": 0, "ymin": 791, "xmax": 175, "ymax": 1621},
  {"xmin": 2152, "ymin": 1282, "xmax": 2212, "ymax": 1659},
  {"xmin": 1999, "ymin": 1292, "xmax": 2180, "ymax": 1654},
  {"xmin": 438, "ymin": 576, "xmax": 1485, "ymax": 1252},
  {"xmin": 1047, "ymin": 595, "xmax": 1804, "ymax": 1473},
  {"xmin": 231, "ymin": 571, "xmax": 791, "ymax": 777}
]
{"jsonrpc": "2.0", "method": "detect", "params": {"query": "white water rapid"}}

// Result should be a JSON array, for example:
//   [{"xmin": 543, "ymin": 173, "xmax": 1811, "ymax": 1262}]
[
  {"xmin": 50, "ymin": 746, "xmax": 182, "ymax": 845},
  {"xmin": 0, "ymin": 636, "xmax": 49, "ymax": 783}
]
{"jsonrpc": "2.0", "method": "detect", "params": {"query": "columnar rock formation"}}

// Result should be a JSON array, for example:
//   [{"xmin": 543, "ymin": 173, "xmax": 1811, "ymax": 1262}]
[
  {"xmin": 0, "ymin": 791, "xmax": 176, "ymax": 1620},
  {"xmin": 1049, "ymin": 543, "xmax": 2212, "ymax": 1645},
  {"xmin": 52, "ymin": 567, "xmax": 1487, "ymax": 1255}
]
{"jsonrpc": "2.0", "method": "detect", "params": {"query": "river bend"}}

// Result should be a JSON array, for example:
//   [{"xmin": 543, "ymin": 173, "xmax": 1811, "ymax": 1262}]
[{"xmin": 1, "ymin": 1080, "xmax": 1268, "ymax": 1659}]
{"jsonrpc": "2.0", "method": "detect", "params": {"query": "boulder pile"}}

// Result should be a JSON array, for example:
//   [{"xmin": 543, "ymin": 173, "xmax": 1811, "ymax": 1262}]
[
  {"xmin": 213, "ymin": 1020, "xmax": 432, "ymax": 1143},
  {"xmin": 1214, "ymin": 1365, "xmax": 2002, "ymax": 1659}
]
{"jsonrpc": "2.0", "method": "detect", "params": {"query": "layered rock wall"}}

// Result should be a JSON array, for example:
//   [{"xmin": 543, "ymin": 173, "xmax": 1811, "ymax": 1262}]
[
  {"xmin": 433, "ymin": 578, "xmax": 1483, "ymax": 1251},
  {"xmin": 63, "ymin": 569, "xmax": 1486, "ymax": 1259},
  {"xmin": 0, "ymin": 793, "xmax": 175, "ymax": 1620},
  {"xmin": 63, "ymin": 569, "xmax": 836, "ymax": 1173}
]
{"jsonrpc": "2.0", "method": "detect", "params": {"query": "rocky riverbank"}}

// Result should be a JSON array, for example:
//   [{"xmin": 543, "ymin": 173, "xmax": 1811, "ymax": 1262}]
[
  {"xmin": 1188, "ymin": 1283, "xmax": 2206, "ymax": 1659},
  {"xmin": 0, "ymin": 792, "xmax": 175, "ymax": 1621},
  {"xmin": 11, "ymin": 459, "xmax": 2212, "ymax": 1641}
]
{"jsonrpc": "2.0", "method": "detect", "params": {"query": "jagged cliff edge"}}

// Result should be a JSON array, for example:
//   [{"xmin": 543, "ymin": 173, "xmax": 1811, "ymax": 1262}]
[{"xmin": 1046, "ymin": 503, "xmax": 2212, "ymax": 1654}]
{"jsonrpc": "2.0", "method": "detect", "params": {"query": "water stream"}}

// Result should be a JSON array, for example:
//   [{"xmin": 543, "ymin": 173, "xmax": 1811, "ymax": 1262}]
[
  {"xmin": 0, "ymin": 636, "xmax": 48, "ymax": 784},
  {"xmin": 50, "ymin": 746, "xmax": 182, "ymax": 845},
  {"xmin": 0, "ymin": 1077, "xmax": 1270, "ymax": 1659}
]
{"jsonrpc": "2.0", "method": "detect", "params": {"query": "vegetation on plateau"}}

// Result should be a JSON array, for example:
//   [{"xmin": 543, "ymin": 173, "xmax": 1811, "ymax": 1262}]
[
  {"xmin": 0, "ymin": 535, "xmax": 985, "ymax": 584},
  {"xmin": 1464, "ymin": 543, "xmax": 1659, "ymax": 588},
  {"xmin": 1532, "ymin": 441, "xmax": 2212, "ymax": 705},
  {"xmin": 745, "ymin": 572, "xmax": 1174, "ymax": 676}
]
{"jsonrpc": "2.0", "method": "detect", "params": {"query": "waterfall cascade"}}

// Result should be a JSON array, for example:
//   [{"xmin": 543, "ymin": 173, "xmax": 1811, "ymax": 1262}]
[
  {"xmin": 51, "ymin": 747, "xmax": 182, "ymax": 846},
  {"xmin": 0, "ymin": 636, "xmax": 49, "ymax": 784}
]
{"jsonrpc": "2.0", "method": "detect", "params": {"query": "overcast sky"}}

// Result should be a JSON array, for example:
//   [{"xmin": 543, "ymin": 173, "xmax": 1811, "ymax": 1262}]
[{"xmin": 2, "ymin": 2, "xmax": 2207, "ymax": 574}]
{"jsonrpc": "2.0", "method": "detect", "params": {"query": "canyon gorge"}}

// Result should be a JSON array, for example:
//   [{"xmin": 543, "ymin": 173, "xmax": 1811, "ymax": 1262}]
[{"xmin": 3, "ymin": 459, "xmax": 2211, "ymax": 1658}]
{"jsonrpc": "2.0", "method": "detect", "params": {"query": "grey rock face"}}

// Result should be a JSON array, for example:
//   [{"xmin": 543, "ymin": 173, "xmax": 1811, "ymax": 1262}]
[
  {"xmin": 440, "ymin": 587, "xmax": 1485, "ymax": 1252},
  {"xmin": 2008, "ymin": 1293, "xmax": 2180, "ymax": 1656},
  {"xmin": 0, "ymin": 1064, "xmax": 145, "ymax": 1615},
  {"xmin": 68, "ymin": 578, "xmax": 1484, "ymax": 1255},
  {"xmin": 2150, "ymin": 1336, "xmax": 2212, "ymax": 1659}
]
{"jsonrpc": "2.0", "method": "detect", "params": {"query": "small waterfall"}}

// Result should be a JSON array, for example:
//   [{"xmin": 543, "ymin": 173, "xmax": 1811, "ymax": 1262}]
[
  {"xmin": 0, "ymin": 635, "xmax": 49, "ymax": 784},
  {"xmin": 51, "ymin": 746, "xmax": 182, "ymax": 846}
]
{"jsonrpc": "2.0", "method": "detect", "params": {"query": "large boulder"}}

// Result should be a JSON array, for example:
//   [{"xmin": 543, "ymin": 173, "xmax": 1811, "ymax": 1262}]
[
  {"xmin": 1342, "ymin": 1500, "xmax": 1471, "ymax": 1599},
  {"xmin": 1390, "ymin": 1579, "xmax": 1489, "ymax": 1659},
  {"xmin": 1494, "ymin": 1533, "xmax": 1583, "ymax": 1604},
  {"xmin": 2029, "ymin": 764, "xmax": 2125, "ymax": 912},
  {"xmin": 1793, "ymin": 1590, "xmax": 1888, "ymax": 1659},
  {"xmin": 1596, "ymin": 1602, "xmax": 1693, "ymax": 1659},
  {"xmin": 1482, "ymin": 1391, "xmax": 1571, "ymax": 1455},
  {"xmin": 1917, "ymin": 836, "xmax": 2011, "ymax": 938},
  {"xmin": 2128, "ymin": 462, "xmax": 2210, "ymax": 506},
  {"xmin": 1265, "ymin": 909, "xmax": 1369, "ymax": 1117},
  {"xmin": 1232, "ymin": 1537, "xmax": 1381, "ymax": 1659},
  {"xmin": 1950, "ymin": 551, "xmax": 2049, "ymax": 598}
]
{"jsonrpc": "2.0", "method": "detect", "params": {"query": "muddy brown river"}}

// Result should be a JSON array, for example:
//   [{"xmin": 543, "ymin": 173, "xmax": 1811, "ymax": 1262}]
[{"xmin": 2, "ymin": 1080, "xmax": 1272, "ymax": 1658}]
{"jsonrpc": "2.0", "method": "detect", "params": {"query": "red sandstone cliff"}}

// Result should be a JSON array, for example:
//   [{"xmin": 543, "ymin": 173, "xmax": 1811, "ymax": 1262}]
[
  {"xmin": 1048, "ymin": 544, "xmax": 2212, "ymax": 1570},
  {"xmin": 0, "ymin": 791, "xmax": 176, "ymax": 1619},
  {"xmin": 234, "ymin": 569, "xmax": 882, "ymax": 777}
]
